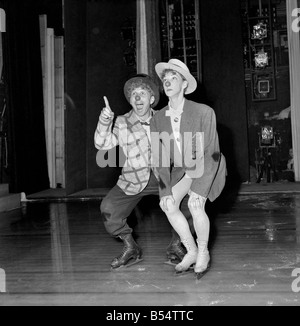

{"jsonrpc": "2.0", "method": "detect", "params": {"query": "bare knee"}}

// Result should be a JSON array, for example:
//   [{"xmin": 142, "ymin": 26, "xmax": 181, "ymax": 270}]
[
  {"xmin": 162, "ymin": 201, "xmax": 180, "ymax": 217},
  {"xmin": 187, "ymin": 195, "xmax": 206, "ymax": 212},
  {"xmin": 188, "ymin": 202, "xmax": 205, "ymax": 212}
]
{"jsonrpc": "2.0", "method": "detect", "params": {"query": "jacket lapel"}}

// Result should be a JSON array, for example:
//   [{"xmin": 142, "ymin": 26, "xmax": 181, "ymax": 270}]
[
  {"xmin": 180, "ymin": 101, "xmax": 193, "ymax": 157},
  {"xmin": 162, "ymin": 107, "xmax": 173, "ymax": 135}
]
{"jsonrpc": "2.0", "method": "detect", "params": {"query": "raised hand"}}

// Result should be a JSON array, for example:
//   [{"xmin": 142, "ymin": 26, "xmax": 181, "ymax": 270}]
[{"xmin": 99, "ymin": 96, "xmax": 114, "ymax": 123}]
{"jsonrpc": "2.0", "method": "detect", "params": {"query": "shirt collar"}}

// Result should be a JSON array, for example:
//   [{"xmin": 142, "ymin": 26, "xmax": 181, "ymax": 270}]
[
  {"xmin": 166, "ymin": 99, "xmax": 185, "ymax": 117},
  {"xmin": 135, "ymin": 110, "xmax": 153, "ymax": 125}
]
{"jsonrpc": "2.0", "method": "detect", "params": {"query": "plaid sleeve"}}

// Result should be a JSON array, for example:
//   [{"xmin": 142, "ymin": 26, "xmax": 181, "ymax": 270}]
[{"xmin": 94, "ymin": 117, "xmax": 120, "ymax": 150}]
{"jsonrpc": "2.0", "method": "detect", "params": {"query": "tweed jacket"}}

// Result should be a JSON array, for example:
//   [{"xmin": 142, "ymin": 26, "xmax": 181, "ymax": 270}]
[
  {"xmin": 94, "ymin": 109, "xmax": 157, "ymax": 195},
  {"xmin": 150, "ymin": 99, "xmax": 226, "ymax": 202}
]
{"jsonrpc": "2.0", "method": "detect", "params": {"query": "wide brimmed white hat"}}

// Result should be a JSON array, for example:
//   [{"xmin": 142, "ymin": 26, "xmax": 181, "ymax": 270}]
[{"xmin": 155, "ymin": 58, "xmax": 197, "ymax": 94}]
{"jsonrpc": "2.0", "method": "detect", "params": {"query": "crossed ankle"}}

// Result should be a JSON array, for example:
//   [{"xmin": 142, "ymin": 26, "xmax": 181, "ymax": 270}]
[
  {"xmin": 197, "ymin": 248, "xmax": 209, "ymax": 255},
  {"xmin": 179, "ymin": 252, "xmax": 197, "ymax": 266},
  {"xmin": 195, "ymin": 251, "xmax": 210, "ymax": 268},
  {"xmin": 196, "ymin": 240, "xmax": 208, "ymax": 252}
]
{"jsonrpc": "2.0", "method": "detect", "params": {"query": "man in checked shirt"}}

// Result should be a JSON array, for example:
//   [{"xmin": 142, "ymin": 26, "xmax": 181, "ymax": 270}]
[{"xmin": 94, "ymin": 74, "xmax": 188, "ymax": 270}]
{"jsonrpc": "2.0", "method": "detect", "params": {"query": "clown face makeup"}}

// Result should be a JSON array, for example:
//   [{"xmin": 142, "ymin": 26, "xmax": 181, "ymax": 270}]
[
  {"xmin": 162, "ymin": 71, "xmax": 188, "ymax": 98},
  {"xmin": 129, "ymin": 86, "xmax": 155, "ymax": 120}
]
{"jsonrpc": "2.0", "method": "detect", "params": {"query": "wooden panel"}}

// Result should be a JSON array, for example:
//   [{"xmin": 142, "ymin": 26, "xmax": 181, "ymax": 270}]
[
  {"xmin": 40, "ymin": 17, "xmax": 56, "ymax": 189},
  {"xmin": 39, "ymin": 15, "xmax": 47, "ymax": 89},
  {"xmin": 54, "ymin": 36, "xmax": 65, "ymax": 188},
  {"xmin": 287, "ymin": 0, "xmax": 300, "ymax": 181},
  {"xmin": 64, "ymin": 0, "xmax": 87, "ymax": 195},
  {"xmin": 45, "ymin": 28, "xmax": 56, "ymax": 188},
  {"xmin": 40, "ymin": 18, "xmax": 66, "ymax": 190},
  {"xmin": 39, "ymin": 14, "xmax": 47, "ymax": 154},
  {"xmin": 0, "ymin": 32, "xmax": 3, "ymax": 77}
]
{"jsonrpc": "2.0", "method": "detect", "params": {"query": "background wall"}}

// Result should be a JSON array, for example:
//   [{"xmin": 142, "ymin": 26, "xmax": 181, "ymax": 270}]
[
  {"xmin": 86, "ymin": 0, "xmax": 137, "ymax": 189},
  {"xmin": 64, "ymin": 0, "xmax": 87, "ymax": 194},
  {"xmin": 87, "ymin": 0, "xmax": 250, "ymax": 190},
  {"xmin": 246, "ymin": 67, "xmax": 292, "ymax": 181},
  {"xmin": 200, "ymin": 0, "xmax": 250, "ymax": 187},
  {"xmin": 2, "ymin": 0, "xmax": 50, "ymax": 194},
  {"xmin": 241, "ymin": 0, "xmax": 292, "ymax": 182},
  {"xmin": 2, "ymin": 0, "xmax": 293, "ymax": 194}
]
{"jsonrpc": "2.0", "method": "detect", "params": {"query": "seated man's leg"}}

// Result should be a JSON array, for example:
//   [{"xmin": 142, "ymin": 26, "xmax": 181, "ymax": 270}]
[
  {"xmin": 100, "ymin": 185, "xmax": 143, "ymax": 269},
  {"xmin": 166, "ymin": 228, "xmax": 186, "ymax": 263}
]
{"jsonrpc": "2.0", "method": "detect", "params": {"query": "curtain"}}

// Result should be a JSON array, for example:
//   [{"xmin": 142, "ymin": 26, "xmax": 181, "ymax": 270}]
[
  {"xmin": 1, "ymin": 0, "xmax": 49, "ymax": 194},
  {"xmin": 287, "ymin": 0, "xmax": 300, "ymax": 181},
  {"xmin": 136, "ymin": 0, "xmax": 161, "ymax": 85}
]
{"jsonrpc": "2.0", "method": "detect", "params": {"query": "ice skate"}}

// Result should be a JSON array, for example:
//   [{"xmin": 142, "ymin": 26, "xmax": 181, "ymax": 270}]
[
  {"xmin": 194, "ymin": 240, "xmax": 210, "ymax": 280},
  {"xmin": 194, "ymin": 252, "xmax": 210, "ymax": 280},
  {"xmin": 174, "ymin": 238, "xmax": 197, "ymax": 275},
  {"xmin": 165, "ymin": 234, "xmax": 186, "ymax": 266},
  {"xmin": 111, "ymin": 234, "xmax": 143, "ymax": 270}
]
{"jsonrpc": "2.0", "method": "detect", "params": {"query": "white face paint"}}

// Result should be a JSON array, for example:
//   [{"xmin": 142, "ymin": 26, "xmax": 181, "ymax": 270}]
[
  {"xmin": 129, "ymin": 86, "xmax": 154, "ymax": 120},
  {"xmin": 162, "ymin": 71, "xmax": 188, "ymax": 98}
]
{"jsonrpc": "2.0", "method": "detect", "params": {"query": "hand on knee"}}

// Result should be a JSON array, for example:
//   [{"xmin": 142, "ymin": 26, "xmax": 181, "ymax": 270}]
[
  {"xmin": 188, "ymin": 192, "xmax": 207, "ymax": 211},
  {"xmin": 159, "ymin": 195, "xmax": 177, "ymax": 213}
]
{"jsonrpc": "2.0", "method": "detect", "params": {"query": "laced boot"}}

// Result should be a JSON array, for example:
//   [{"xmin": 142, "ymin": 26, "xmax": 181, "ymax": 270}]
[
  {"xmin": 111, "ymin": 234, "xmax": 142, "ymax": 269},
  {"xmin": 166, "ymin": 232, "xmax": 186, "ymax": 264},
  {"xmin": 194, "ymin": 240, "xmax": 210, "ymax": 279},
  {"xmin": 175, "ymin": 238, "xmax": 198, "ymax": 273}
]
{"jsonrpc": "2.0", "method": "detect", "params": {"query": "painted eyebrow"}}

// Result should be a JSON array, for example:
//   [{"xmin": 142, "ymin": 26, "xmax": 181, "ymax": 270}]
[
  {"xmin": 163, "ymin": 74, "xmax": 178, "ymax": 80},
  {"xmin": 131, "ymin": 90, "xmax": 147, "ymax": 95}
]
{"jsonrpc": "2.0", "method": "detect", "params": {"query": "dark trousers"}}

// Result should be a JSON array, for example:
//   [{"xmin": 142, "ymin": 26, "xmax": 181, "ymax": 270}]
[
  {"xmin": 100, "ymin": 172, "xmax": 160, "ymax": 237},
  {"xmin": 100, "ymin": 171, "xmax": 194, "ymax": 238}
]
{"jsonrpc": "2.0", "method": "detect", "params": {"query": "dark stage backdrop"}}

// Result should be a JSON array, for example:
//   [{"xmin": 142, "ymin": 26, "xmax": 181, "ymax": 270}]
[
  {"xmin": 2, "ymin": 0, "xmax": 49, "ymax": 195},
  {"xmin": 64, "ymin": 0, "xmax": 87, "ymax": 195},
  {"xmin": 86, "ymin": 0, "xmax": 137, "ymax": 189},
  {"xmin": 200, "ymin": 0, "xmax": 249, "ymax": 186},
  {"xmin": 1, "ymin": 0, "xmax": 250, "ymax": 194},
  {"xmin": 88, "ymin": 0, "xmax": 250, "ymax": 191}
]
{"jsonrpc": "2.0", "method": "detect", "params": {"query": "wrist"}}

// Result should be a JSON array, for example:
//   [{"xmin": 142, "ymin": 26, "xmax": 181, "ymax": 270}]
[{"xmin": 99, "ymin": 116, "xmax": 112, "ymax": 125}]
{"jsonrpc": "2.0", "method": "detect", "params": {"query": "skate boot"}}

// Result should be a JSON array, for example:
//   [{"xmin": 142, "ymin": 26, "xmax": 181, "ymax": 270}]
[
  {"xmin": 111, "ymin": 233, "xmax": 143, "ymax": 270},
  {"xmin": 194, "ymin": 240, "xmax": 210, "ymax": 280},
  {"xmin": 175, "ymin": 238, "xmax": 197, "ymax": 275},
  {"xmin": 165, "ymin": 234, "xmax": 186, "ymax": 266}
]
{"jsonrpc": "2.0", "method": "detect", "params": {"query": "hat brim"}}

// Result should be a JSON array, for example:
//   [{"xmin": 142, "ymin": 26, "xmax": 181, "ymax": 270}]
[
  {"xmin": 124, "ymin": 75, "xmax": 160, "ymax": 107},
  {"xmin": 155, "ymin": 62, "xmax": 197, "ymax": 94}
]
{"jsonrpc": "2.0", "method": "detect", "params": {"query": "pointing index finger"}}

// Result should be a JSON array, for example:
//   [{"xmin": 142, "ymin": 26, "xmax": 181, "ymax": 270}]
[{"xmin": 103, "ymin": 96, "xmax": 110, "ymax": 109}]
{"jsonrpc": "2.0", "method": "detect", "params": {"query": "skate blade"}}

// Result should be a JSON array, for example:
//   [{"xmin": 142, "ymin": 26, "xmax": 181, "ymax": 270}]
[
  {"xmin": 195, "ymin": 263, "xmax": 211, "ymax": 280},
  {"xmin": 174, "ymin": 265, "xmax": 195, "ymax": 276},
  {"xmin": 164, "ymin": 259, "xmax": 180, "ymax": 267},
  {"xmin": 111, "ymin": 258, "xmax": 144, "ymax": 271}
]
